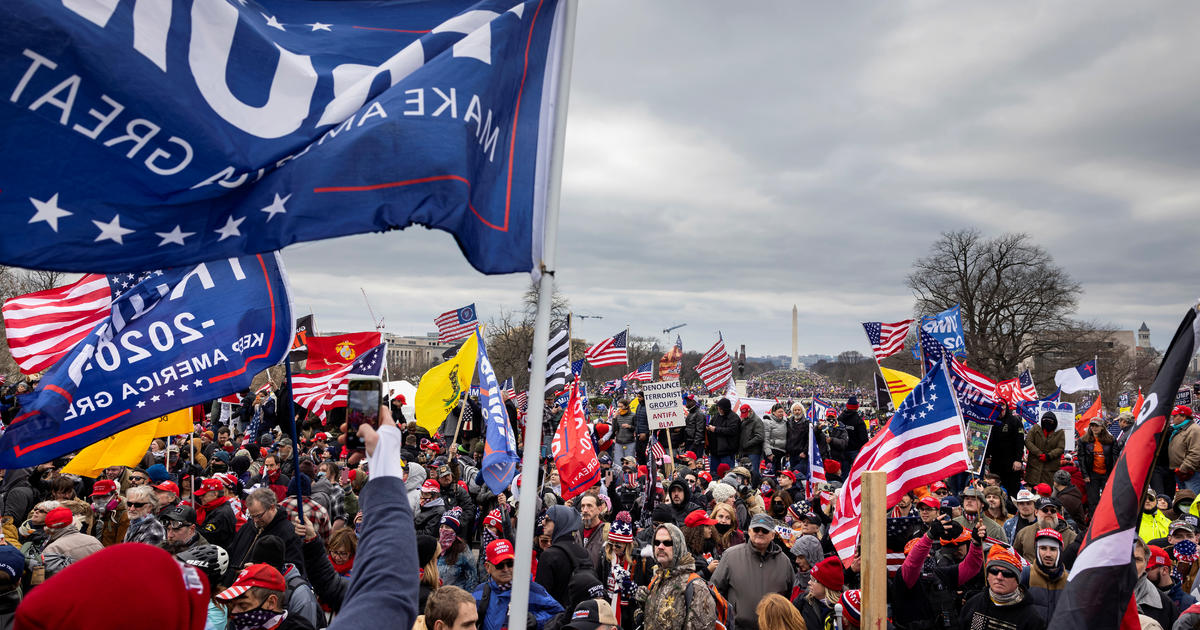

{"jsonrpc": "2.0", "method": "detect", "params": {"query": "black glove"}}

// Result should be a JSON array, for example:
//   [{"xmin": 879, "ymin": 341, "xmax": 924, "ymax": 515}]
[
  {"xmin": 971, "ymin": 523, "xmax": 986, "ymax": 545},
  {"xmin": 926, "ymin": 517, "xmax": 946, "ymax": 540}
]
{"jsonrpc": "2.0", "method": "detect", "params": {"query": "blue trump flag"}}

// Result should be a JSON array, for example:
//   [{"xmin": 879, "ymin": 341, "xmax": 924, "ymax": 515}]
[
  {"xmin": 0, "ymin": 0, "xmax": 567, "ymax": 274},
  {"xmin": 920, "ymin": 304, "xmax": 968, "ymax": 360},
  {"xmin": 0, "ymin": 254, "xmax": 293, "ymax": 467},
  {"xmin": 477, "ymin": 330, "xmax": 520, "ymax": 494}
]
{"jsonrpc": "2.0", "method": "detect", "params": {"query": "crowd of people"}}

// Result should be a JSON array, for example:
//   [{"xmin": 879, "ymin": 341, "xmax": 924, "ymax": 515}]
[
  {"xmin": 1, "ymin": 371, "xmax": 1198, "ymax": 630},
  {"xmin": 745, "ymin": 370, "xmax": 853, "ymax": 401}
]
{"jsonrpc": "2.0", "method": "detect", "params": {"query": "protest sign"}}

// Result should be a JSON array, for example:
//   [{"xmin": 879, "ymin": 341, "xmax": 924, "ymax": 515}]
[
  {"xmin": 643, "ymin": 380, "xmax": 686, "ymax": 430},
  {"xmin": 1177, "ymin": 389, "xmax": 1193, "ymax": 406},
  {"xmin": 1038, "ymin": 401, "xmax": 1077, "ymax": 452},
  {"xmin": 965, "ymin": 421, "xmax": 993, "ymax": 474}
]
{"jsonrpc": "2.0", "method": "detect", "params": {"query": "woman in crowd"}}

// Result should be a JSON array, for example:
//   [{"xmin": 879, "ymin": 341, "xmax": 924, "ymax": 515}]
[
  {"xmin": 436, "ymin": 507, "xmax": 478, "ymax": 591},
  {"xmin": 710, "ymin": 502, "xmax": 744, "ymax": 555},
  {"xmin": 327, "ymin": 527, "xmax": 357, "ymax": 577}
]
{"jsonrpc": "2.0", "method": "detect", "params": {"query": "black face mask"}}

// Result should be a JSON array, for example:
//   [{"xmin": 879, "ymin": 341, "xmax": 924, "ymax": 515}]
[
  {"xmin": 1041, "ymin": 420, "xmax": 1055, "ymax": 431},
  {"xmin": 714, "ymin": 522, "xmax": 733, "ymax": 535}
]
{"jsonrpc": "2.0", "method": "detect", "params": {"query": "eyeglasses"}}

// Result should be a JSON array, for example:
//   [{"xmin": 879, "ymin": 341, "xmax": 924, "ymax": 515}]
[
  {"xmin": 494, "ymin": 560, "xmax": 514, "ymax": 569},
  {"xmin": 247, "ymin": 510, "xmax": 267, "ymax": 520},
  {"xmin": 126, "ymin": 501, "xmax": 149, "ymax": 508},
  {"xmin": 1040, "ymin": 507, "xmax": 1058, "ymax": 515},
  {"xmin": 654, "ymin": 539, "xmax": 674, "ymax": 547},
  {"xmin": 130, "ymin": 476, "xmax": 147, "ymax": 482},
  {"xmin": 166, "ymin": 522, "xmax": 190, "ymax": 531},
  {"xmin": 987, "ymin": 567, "xmax": 1017, "ymax": 579}
]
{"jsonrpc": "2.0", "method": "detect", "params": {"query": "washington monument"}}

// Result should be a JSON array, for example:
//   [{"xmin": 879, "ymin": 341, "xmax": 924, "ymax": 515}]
[{"xmin": 790, "ymin": 305, "xmax": 799, "ymax": 370}]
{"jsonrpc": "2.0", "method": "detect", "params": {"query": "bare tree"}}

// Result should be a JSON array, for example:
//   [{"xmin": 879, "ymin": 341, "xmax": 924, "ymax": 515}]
[{"xmin": 907, "ymin": 229, "xmax": 1083, "ymax": 379}]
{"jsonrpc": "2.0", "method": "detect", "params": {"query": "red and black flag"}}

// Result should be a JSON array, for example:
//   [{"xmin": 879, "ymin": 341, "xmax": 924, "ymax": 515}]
[
  {"xmin": 1050, "ymin": 305, "xmax": 1200, "ymax": 630},
  {"xmin": 289, "ymin": 315, "xmax": 316, "ymax": 363}
]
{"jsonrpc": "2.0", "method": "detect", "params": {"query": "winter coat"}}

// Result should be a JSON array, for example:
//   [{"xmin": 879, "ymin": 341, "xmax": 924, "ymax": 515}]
[
  {"xmin": 0, "ymin": 470, "xmax": 37, "ymax": 527},
  {"xmin": 581, "ymin": 522, "xmax": 609, "ymax": 573},
  {"xmin": 413, "ymin": 498, "xmax": 445, "ymax": 538},
  {"xmin": 614, "ymin": 411, "xmax": 636, "ymax": 444},
  {"xmin": 785, "ymin": 417, "xmax": 826, "ymax": 458},
  {"xmin": 986, "ymin": 411, "xmax": 1026, "ymax": 472},
  {"xmin": 535, "ymin": 505, "xmax": 595, "ymax": 610},
  {"xmin": 762, "ymin": 414, "xmax": 788, "ymax": 455},
  {"xmin": 405, "ymin": 463, "xmax": 427, "ymax": 511},
  {"xmin": 957, "ymin": 588, "xmax": 1046, "ymax": 630},
  {"xmin": 474, "ymin": 577, "xmax": 563, "ymax": 630},
  {"xmin": 644, "ymin": 524, "xmax": 717, "ymax": 630},
  {"xmin": 1004, "ymin": 513, "xmax": 1039, "ymax": 544},
  {"xmin": 1140, "ymin": 509, "xmax": 1172, "ymax": 543},
  {"xmin": 711, "ymin": 539, "xmax": 795, "ymax": 630},
  {"xmin": 708, "ymin": 411, "xmax": 741, "ymax": 457},
  {"xmin": 1169, "ymin": 421, "xmax": 1200, "ymax": 474},
  {"xmin": 224, "ymin": 507, "xmax": 306, "ymax": 584},
  {"xmin": 438, "ymin": 480, "xmax": 476, "ymax": 535},
  {"xmin": 0, "ymin": 587, "xmax": 19, "ymax": 630},
  {"xmin": 1077, "ymin": 431, "xmax": 1117, "ymax": 478},
  {"xmin": 199, "ymin": 498, "xmax": 238, "ymax": 550},
  {"xmin": 738, "ymin": 411, "xmax": 765, "ymax": 457},
  {"xmin": 634, "ymin": 405, "xmax": 649, "ymax": 437},
  {"xmin": 1054, "ymin": 484, "xmax": 1085, "ymax": 526},
  {"xmin": 839, "ymin": 410, "xmax": 869, "ymax": 453},
  {"xmin": 94, "ymin": 506, "xmax": 130, "ymax": 547},
  {"xmin": 1024, "ymin": 429, "xmax": 1065, "ymax": 488},
  {"xmin": 437, "ymin": 548, "xmax": 478, "ymax": 592},
  {"xmin": 123, "ymin": 514, "xmax": 165, "ymax": 546},
  {"xmin": 1013, "ymin": 520, "xmax": 1076, "ymax": 565},
  {"xmin": 283, "ymin": 562, "xmax": 325, "ymax": 629},
  {"xmin": 1021, "ymin": 562, "xmax": 1067, "ymax": 622},
  {"xmin": 684, "ymin": 405, "xmax": 707, "ymax": 452},
  {"xmin": 41, "ymin": 525, "xmax": 103, "ymax": 575}
]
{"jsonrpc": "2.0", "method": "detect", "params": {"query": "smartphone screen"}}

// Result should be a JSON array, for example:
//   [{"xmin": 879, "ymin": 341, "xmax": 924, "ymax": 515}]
[{"xmin": 345, "ymin": 376, "xmax": 382, "ymax": 451}]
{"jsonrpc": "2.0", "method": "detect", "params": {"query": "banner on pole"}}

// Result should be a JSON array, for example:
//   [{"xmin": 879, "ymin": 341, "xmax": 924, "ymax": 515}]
[
  {"xmin": 0, "ymin": 254, "xmax": 292, "ymax": 468},
  {"xmin": 920, "ymin": 304, "xmax": 967, "ymax": 360},
  {"xmin": 965, "ymin": 421, "xmax": 993, "ymax": 474},
  {"xmin": 1038, "ymin": 401, "xmax": 1077, "ymax": 452},
  {"xmin": 643, "ymin": 380, "xmax": 686, "ymax": 430}
]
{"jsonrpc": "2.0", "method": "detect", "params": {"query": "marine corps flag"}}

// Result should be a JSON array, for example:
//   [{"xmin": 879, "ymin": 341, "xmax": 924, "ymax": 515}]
[
  {"xmin": 304, "ymin": 333, "xmax": 382, "ymax": 370},
  {"xmin": 1050, "ymin": 305, "xmax": 1200, "ymax": 630},
  {"xmin": 414, "ymin": 332, "xmax": 479, "ymax": 434}
]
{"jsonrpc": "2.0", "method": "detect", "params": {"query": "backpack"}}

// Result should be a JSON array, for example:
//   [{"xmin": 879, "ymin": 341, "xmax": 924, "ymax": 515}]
[{"xmin": 648, "ymin": 571, "xmax": 734, "ymax": 630}]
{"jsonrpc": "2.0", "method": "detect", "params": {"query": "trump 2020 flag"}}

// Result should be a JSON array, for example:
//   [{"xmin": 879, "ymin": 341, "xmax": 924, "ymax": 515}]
[
  {"xmin": 550, "ymin": 379, "xmax": 600, "ymax": 501},
  {"xmin": 0, "ymin": 254, "xmax": 293, "ymax": 467},
  {"xmin": 476, "ymin": 330, "xmax": 520, "ymax": 494},
  {"xmin": 0, "ymin": 0, "xmax": 569, "ymax": 275},
  {"xmin": 1055, "ymin": 360, "xmax": 1100, "ymax": 394}
]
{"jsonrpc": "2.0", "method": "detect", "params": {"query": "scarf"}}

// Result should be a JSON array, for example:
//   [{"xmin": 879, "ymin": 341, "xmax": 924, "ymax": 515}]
[
  {"xmin": 1134, "ymin": 575, "xmax": 1160, "ymax": 608},
  {"xmin": 1172, "ymin": 419, "xmax": 1195, "ymax": 442},
  {"xmin": 329, "ymin": 554, "xmax": 354, "ymax": 575},
  {"xmin": 989, "ymin": 587, "xmax": 1022, "ymax": 606}
]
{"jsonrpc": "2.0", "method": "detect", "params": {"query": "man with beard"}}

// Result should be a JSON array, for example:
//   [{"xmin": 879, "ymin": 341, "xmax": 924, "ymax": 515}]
[
  {"xmin": 535, "ymin": 504, "xmax": 600, "ymax": 611},
  {"xmin": 664, "ymin": 477, "xmax": 696, "ymax": 526},
  {"xmin": 641, "ymin": 523, "xmax": 717, "ymax": 630},
  {"xmin": 955, "ymin": 488, "xmax": 1008, "ymax": 543},
  {"xmin": 1134, "ymin": 539, "xmax": 1178, "ymax": 628},
  {"xmin": 161, "ymin": 505, "xmax": 207, "ymax": 554},
  {"xmin": 1013, "ymin": 498, "xmax": 1077, "ymax": 564},
  {"xmin": 1020, "ymin": 528, "xmax": 1068, "ymax": 621},
  {"xmin": 891, "ymin": 516, "xmax": 986, "ymax": 630},
  {"xmin": 435, "ymin": 465, "xmax": 476, "ymax": 535},
  {"xmin": 1145, "ymin": 543, "xmax": 1197, "ymax": 613},
  {"xmin": 1004, "ymin": 489, "xmax": 1041, "ymax": 544}
]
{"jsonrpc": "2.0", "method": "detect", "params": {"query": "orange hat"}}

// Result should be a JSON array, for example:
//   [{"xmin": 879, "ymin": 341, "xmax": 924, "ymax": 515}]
[
  {"xmin": 941, "ymin": 527, "xmax": 971, "ymax": 546},
  {"xmin": 986, "ymin": 545, "xmax": 1023, "ymax": 575}
]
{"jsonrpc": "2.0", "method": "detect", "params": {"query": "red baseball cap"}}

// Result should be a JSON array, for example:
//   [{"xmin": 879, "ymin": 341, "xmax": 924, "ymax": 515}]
[
  {"xmin": 486, "ymin": 539, "xmax": 515, "ymax": 565},
  {"xmin": 918, "ymin": 496, "xmax": 940, "ymax": 509},
  {"xmin": 930, "ymin": 481, "xmax": 948, "ymax": 493},
  {"xmin": 1174, "ymin": 405, "xmax": 1194, "ymax": 418},
  {"xmin": 780, "ymin": 470, "xmax": 797, "ymax": 482},
  {"xmin": 90, "ymin": 479, "xmax": 117, "ymax": 497},
  {"xmin": 198, "ymin": 478, "xmax": 224, "ymax": 495},
  {"xmin": 1148, "ymin": 545, "xmax": 1172, "ymax": 569},
  {"xmin": 153, "ymin": 481, "xmax": 180, "ymax": 495},
  {"xmin": 44, "ymin": 506, "xmax": 74, "ymax": 530},
  {"xmin": 420, "ymin": 479, "xmax": 441, "ymax": 493},
  {"xmin": 215, "ymin": 564, "xmax": 286, "ymax": 601},
  {"xmin": 684, "ymin": 509, "xmax": 717, "ymax": 527},
  {"xmin": 683, "ymin": 451, "xmax": 697, "ymax": 461},
  {"xmin": 314, "ymin": 432, "xmax": 329, "ymax": 441}
]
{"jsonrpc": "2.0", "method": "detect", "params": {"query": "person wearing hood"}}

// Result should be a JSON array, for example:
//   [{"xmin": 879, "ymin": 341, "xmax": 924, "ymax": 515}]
[
  {"xmin": 683, "ymin": 396, "xmax": 707, "ymax": 458},
  {"xmin": 664, "ymin": 477, "xmax": 695, "ymax": 526},
  {"xmin": 1014, "ymin": 498, "xmax": 1077, "ymax": 564},
  {"xmin": 707, "ymin": 398, "xmax": 741, "ymax": 477},
  {"xmin": 712, "ymin": 513, "xmax": 794, "ymax": 630},
  {"xmin": 1050, "ymin": 470, "xmax": 1085, "ymax": 527},
  {"xmin": 1140, "ymin": 489, "xmax": 1173, "ymax": 544},
  {"xmin": 736, "ymin": 404, "xmax": 765, "ymax": 487},
  {"xmin": 1024, "ymin": 412, "xmax": 1064, "ymax": 488},
  {"xmin": 787, "ymin": 534, "xmax": 823, "ymax": 600},
  {"xmin": 794, "ymin": 556, "xmax": 843, "ymax": 630},
  {"xmin": 838, "ymin": 397, "xmax": 869, "ymax": 473},
  {"xmin": 535, "ymin": 504, "xmax": 598, "ymax": 610},
  {"xmin": 405, "ymin": 462, "xmax": 428, "ymax": 511},
  {"xmin": 1134, "ymin": 539, "xmax": 1178, "ymax": 629},
  {"xmin": 0, "ymin": 469, "xmax": 37, "ymax": 541},
  {"xmin": 958, "ymin": 545, "xmax": 1045, "ymax": 630},
  {"xmin": 641, "ymin": 522, "xmax": 717, "ymax": 630},
  {"xmin": 1169, "ymin": 405, "xmax": 1200, "ymax": 495},
  {"xmin": 1020, "ymin": 528, "xmax": 1068, "ymax": 621},
  {"xmin": 414, "ymin": 478, "xmax": 446, "ymax": 538}
]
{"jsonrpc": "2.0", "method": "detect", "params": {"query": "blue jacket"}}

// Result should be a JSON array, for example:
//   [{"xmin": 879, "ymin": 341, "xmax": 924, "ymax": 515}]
[
  {"xmin": 473, "ymin": 578, "xmax": 563, "ymax": 630},
  {"xmin": 326, "ymin": 476, "xmax": 419, "ymax": 630}
]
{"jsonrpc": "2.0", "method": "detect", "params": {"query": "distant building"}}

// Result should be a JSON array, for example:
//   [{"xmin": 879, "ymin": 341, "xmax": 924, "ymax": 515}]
[
  {"xmin": 382, "ymin": 332, "xmax": 457, "ymax": 369},
  {"xmin": 1138, "ymin": 322, "xmax": 1151, "ymax": 348},
  {"xmin": 1021, "ymin": 328, "xmax": 1142, "ymax": 376}
]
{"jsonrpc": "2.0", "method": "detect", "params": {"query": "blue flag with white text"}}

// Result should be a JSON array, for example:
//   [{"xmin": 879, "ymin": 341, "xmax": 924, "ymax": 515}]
[
  {"xmin": 0, "ymin": 254, "xmax": 293, "ymax": 467},
  {"xmin": 920, "ymin": 304, "xmax": 967, "ymax": 360},
  {"xmin": 477, "ymin": 331, "xmax": 520, "ymax": 493},
  {"xmin": 0, "ymin": 0, "xmax": 566, "ymax": 275}
]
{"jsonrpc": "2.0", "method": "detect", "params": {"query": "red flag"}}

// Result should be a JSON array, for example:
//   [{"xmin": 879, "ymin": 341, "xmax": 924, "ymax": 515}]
[
  {"xmin": 1133, "ymin": 388, "xmax": 1145, "ymax": 418},
  {"xmin": 1077, "ymin": 395, "xmax": 1103, "ymax": 437},
  {"xmin": 551, "ymin": 380, "xmax": 600, "ymax": 501},
  {"xmin": 303, "ymin": 332, "xmax": 382, "ymax": 370}
]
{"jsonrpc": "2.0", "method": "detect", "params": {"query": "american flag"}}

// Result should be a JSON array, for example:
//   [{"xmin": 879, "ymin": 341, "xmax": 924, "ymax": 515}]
[
  {"xmin": 828, "ymin": 359, "xmax": 971, "ymax": 562},
  {"xmin": 807, "ymin": 420, "xmax": 826, "ymax": 500},
  {"xmin": 292, "ymin": 344, "xmax": 385, "ymax": 421},
  {"xmin": 886, "ymin": 516, "xmax": 923, "ymax": 577},
  {"xmin": 623, "ymin": 361, "xmax": 653, "ymax": 382},
  {"xmin": 600, "ymin": 378, "xmax": 625, "ymax": 395},
  {"xmin": 649, "ymin": 434, "xmax": 667, "ymax": 465},
  {"xmin": 862, "ymin": 320, "xmax": 913, "ymax": 361},
  {"xmin": 920, "ymin": 330, "xmax": 1005, "ymax": 424},
  {"xmin": 584, "ymin": 330, "xmax": 627, "ymax": 367},
  {"xmin": 570, "ymin": 358, "xmax": 585, "ymax": 379},
  {"xmin": 501, "ymin": 377, "xmax": 515, "ymax": 399},
  {"xmin": 1017, "ymin": 369, "xmax": 1039, "ymax": 400},
  {"xmin": 514, "ymin": 391, "xmax": 528, "ymax": 416},
  {"xmin": 2, "ymin": 270, "xmax": 159, "ymax": 374},
  {"xmin": 0, "ymin": 375, "xmax": 6, "ymax": 385},
  {"xmin": 695, "ymin": 334, "xmax": 733, "ymax": 393},
  {"xmin": 434, "ymin": 304, "xmax": 478, "ymax": 343}
]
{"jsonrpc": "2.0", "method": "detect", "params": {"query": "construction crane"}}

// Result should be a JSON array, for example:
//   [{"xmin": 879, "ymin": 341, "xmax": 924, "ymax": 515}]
[
  {"xmin": 663, "ymin": 323, "xmax": 687, "ymax": 334},
  {"xmin": 361, "ymin": 288, "xmax": 385, "ymax": 331},
  {"xmin": 573, "ymin": 313, "xmax": 603, "ymax": 321}
]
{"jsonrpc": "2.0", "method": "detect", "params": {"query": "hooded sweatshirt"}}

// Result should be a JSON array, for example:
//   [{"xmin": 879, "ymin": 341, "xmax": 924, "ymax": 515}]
[
  {"xmin": 405, "ymin": 464, "xmax": 427, "ymax": 511},
  {"xmin": 644, "ymin": 523, "xmax": 718, "ymax": 630},
  {"xmin": 535, "ymin": 504, "xmax": 592, "ymax": 609}
]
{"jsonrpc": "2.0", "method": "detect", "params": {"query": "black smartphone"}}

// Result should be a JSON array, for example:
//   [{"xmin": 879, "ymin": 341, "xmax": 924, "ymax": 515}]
[
  {"xmin": 345, "ymin": 376, "xmax": 382, "ymax": 451},
  {"xmin": 939, "ymin": 506, "xmax": 954, "ymax": 519}
]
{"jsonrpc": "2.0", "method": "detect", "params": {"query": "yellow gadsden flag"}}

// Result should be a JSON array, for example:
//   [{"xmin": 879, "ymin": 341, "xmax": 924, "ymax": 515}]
[
  {"xmin": 414, "ymin": 332, "xmax": 478, "ymax": 434},
  {"xmin": 879, "ymin": 366, "xmax": 920, "ymax": 408},
  {"xmin": 62, "ymin": 407, "xmax": 195, "ymax": 477}
]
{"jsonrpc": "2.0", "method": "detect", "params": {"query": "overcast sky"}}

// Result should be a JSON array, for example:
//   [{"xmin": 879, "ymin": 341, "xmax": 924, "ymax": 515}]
[{"xmin": 282, "ymin": 1, "xmax": 1200, "ymax": 361}]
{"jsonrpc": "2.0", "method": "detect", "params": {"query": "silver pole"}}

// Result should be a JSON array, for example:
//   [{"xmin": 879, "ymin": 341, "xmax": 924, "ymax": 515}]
[{"xmin": 507, "ymin": 0, "xmax": 577, "ymax": 626}]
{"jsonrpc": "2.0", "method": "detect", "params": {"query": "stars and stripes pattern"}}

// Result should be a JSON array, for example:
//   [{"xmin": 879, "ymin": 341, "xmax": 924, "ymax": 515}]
[
  {"xmin": 695, "ymin": 334, "xmax": 734, "ymax": 393},
  {"xmin": 435, "ymin": 304, "xmax": 478, "ymax": 344},
  {"xmin": 514, "ymin": 391, "xmax": 528, "ymax": 417},
  {"xmin": 292, "ymin": 344, "xmax": 385, "ymax": 421},
  {"xmin": 600, "ymin": 378, "xmax": 625, "ymax": 395},
  {"xmin": 584, "ymin": 330, "xmax": 627, "ymax": 367},
  {"xmin": 2, "ymin": 271, "xmax": 158, "ymax": 374},
  {"xmin": 829, "ymin": 359, "xmax": 971, "ymax": 562},
  {"xmin": 1018, "ymin": 369, "xmax": 1039, "ymax": 400},
  {"xmin": 570, "ymin": 358, "xmax": 585, "ymax": 379},
  {"xmin": 501, "ymin": 377, "xmax": 515, "ymax": 400},
  {"xmin": 862, "ymin": 320, "xmax": 913, "ymax": 361},
  {"xmin": 920, "ymin": 330, "xmax": 1005, "ymax": 424},
  {"xmin": 649, "ymin": 435, "xmax": 667, "ymax": 465},
  {"xmin": 623, "ymin": 361, "xmax": 653, "ymax": 382},
  {"xmin": 807, "ymin": 421, "xmax": 827, "ymax": 501}
]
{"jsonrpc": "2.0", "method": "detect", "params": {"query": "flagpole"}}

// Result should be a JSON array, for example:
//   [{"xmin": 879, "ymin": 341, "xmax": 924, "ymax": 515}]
[
  {"xmin": 283, "ymin": 362, "xmax": 305, "ymax": 524},
  {"xmin": 509, "ymin": 0, "xmax": 577, "ymax": 627}
]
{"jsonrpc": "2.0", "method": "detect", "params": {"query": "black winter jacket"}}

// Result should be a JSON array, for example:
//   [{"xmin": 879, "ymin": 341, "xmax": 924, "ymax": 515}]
[
  {"xmin": 839, "ymin": 410, "xmax": 869, "ymax": 453},
  {"xmin": 708, "ymin": 411, "xmax": 741, "ymax": 457}
]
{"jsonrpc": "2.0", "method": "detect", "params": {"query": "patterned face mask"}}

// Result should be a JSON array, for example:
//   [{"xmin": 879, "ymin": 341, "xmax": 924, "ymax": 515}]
[{"xmin": 229, "ymin": 605, "xmax": 285, "ymax": 630}]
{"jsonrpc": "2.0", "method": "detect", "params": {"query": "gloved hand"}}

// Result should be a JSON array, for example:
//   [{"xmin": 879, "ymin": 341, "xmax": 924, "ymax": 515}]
[
  {"xmin": 926, "ymin": 516, "xmax": 947, "ymax": 540},
  {"xmin": 972, "ymin": 522, "xmax": 986, "ymax": 545},
  {"xmin": 1178, "ymin": 469, "xmax": 1195, "ymax": 482},
  {"xmin": 1038, "ymin": 454, "xmax": 1047, "ymax": 461}
]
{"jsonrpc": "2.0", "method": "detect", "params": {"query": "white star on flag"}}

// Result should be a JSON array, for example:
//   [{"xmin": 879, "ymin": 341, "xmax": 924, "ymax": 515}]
[
  {"xmin": 262, "ymin": 13, "xmax": 285, "ymax": 30},
  {"xmin": 193, "ymin": 379, "xmax": 203, "ymax": 387},
  {"xmin": 308, "ymin": 22, "xmax": 332, "ymax": 31},
  {"xmin": 260, "ymin": 193, "xmax": 290, "ymax": 221},
  {"xmin": 151, "ymin": 395, "xmax": 160, "ymax": 402},
  {"xmin": 28, "ymin": 194, "xmax": 72, "ymax": 232},
  {"xmin": 215, "ymin": 215, "xmax": 244, "ymax": 241},
  {"xmin": 93, "ymin": 215, "xmax": 134, "ymax": 244},
  {"xmin": 155, "ymin": 225, "xmax": 195, "ymax": 246}
]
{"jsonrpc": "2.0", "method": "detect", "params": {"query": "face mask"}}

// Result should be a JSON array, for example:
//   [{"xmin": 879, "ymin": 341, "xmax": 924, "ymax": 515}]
[
  {"xmin": 1041, "ymin": 420, "xmax": 1054, "ymax": 431},
  {"xmin": 715, "ymin": 522, "xmax": 733, "ymax": 535},
  {"xmin": 439, "ymin": 528, "xmax": 457, "ymax": 551},
  {"xmin": 229, "ymin": 605, "xmax": 285, "ymax": 630}
]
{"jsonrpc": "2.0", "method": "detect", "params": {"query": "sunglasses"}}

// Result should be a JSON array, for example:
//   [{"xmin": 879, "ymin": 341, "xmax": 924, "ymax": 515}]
[
  {"xmin": 126, "ymin": 501, "xmax": 149, "ymax": 508},
  {"xmin": 1040, "ymin": 507, "xmax": 1058, "ymax": 515},
  {"xmin": 654, "ymin": 539, "xmax": 674, "ymax": 547},
  {"xmin": 130, "ymin": 477, "xmax": 147, "ymax": 482},
  {"xmin": 494, "ymin": 560, "xmax": 514, "ymax": 569},
  {"xmin": 166, "ymin": 522, "xmax": 190, "ymax": 531},
  {"xmin": 987, "ymin": 567, "xmax": 1017, "ymax": 579}
]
